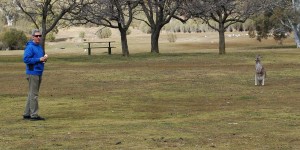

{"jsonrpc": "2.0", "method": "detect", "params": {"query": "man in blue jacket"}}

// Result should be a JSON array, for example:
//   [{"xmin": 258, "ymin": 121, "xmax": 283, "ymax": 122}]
[{"xmin": 23, "ymin": 29, "xmax": 48, "ymax": 121}]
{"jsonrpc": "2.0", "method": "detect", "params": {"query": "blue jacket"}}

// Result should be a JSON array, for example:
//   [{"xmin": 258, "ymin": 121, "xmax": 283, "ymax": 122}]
[{"xmin": 23, "ymin": 41, "xmax": 45, "ymax": 75}]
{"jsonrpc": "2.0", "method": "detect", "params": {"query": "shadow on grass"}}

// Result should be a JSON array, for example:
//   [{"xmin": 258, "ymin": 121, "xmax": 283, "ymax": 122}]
[
  {"xmin": 252, "ymin": 45, "xmax": 296, "ymax": 49},
  {"xmin": 52, "ymin": 52, "xmax": 218, "ymax": 64}
]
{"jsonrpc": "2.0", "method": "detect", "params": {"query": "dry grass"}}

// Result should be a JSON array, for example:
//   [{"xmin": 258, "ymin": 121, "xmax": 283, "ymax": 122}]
[{"xmin": 0, "ymin": 29, "xmax": 299, "ymax": 149}]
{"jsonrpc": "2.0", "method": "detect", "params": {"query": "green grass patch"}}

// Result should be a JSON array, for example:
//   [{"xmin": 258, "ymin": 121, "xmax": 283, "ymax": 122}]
[{"xmin": 0, "ymin": 50, "xmax": 299, "ymax": 149}]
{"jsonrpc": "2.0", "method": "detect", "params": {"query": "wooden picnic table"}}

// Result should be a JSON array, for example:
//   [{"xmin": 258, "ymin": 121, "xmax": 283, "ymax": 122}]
[{"xmin": 83, "ymin": 41, "xmax": 115, "ymax": 55}]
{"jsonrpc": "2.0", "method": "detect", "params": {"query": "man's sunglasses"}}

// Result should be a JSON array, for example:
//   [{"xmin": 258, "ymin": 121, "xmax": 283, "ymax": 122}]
[{"xmin": 33, "ymin": 35, "xmax": 42, "ymax": 37}]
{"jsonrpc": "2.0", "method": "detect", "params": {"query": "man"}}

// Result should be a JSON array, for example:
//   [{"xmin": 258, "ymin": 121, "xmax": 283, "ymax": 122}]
[{"xmin": 23, "ymin": 29, "xmax": 48, "ymax": 121}]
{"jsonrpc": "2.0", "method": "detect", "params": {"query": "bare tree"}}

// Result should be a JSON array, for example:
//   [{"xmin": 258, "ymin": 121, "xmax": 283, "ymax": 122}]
[
  {"xmin": 138, "ymin": 0, "xmax": 188, "ymax": 53},
  {"xmin": 16, "ymin": 0, "xmax": 86, "ymax": 53},
  {"xmin": 187, "ymin": 0, "xmax": 262, "ymax": 54},
  {"xmin": 76, "ymin": 0, "xmax": 139, "ymax": 57}
]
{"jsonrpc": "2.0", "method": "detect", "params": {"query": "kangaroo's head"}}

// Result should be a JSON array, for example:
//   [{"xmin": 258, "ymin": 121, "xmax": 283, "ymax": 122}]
[{"xmin": 255, "ymin": 55, "xmax": 262, "ymax": 64}]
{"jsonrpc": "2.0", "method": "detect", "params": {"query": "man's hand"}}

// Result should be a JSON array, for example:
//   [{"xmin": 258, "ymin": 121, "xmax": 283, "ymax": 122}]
[{"xmin": 40, "ymin": 54, "xmax": 48, "ymax": 62}]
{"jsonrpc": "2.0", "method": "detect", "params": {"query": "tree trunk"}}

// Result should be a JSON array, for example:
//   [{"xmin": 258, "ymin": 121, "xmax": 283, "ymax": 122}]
[
  {"xmin": 292, "ymin": 24, "xmax": 300, "ymax": 48},
  {"xmin": 287, "ymin": 19, "xmax": 300, "ymax": 48},
  {"xmin": 292, "ymin": 2, "xmax": 300, "ymax": 47},
  {"xmin": 151, "ymin": 28, "xmax": 161, "ymax": 53},
  {"xmin": 119, "ymin": 28, "xmax": 130, "ymax": 57},
  {"xmin": 41, "ymin": 19, "xmax": 47, "ymax": 54},
  {"xmin": 41, "ymin": 32, "xmax": 46, "ymax": 54},
  {"xmin": 218, "ymin": 25, "xmax": 226, "ymax": 54},
  {"xmin": 6, "ymin": 15, "xmax": 13, "ymax": 26}
]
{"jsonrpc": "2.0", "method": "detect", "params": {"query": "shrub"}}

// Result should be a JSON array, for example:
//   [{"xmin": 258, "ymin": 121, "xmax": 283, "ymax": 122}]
[
  {"xmin": 0, "ymin": 28, "xmax": 28, "ymax": 50},
  {"xmin": 97, "ymin": 28, "xmax": 112, "ymax": 39},
  {"xmin": 79, "ymin": 31, "xmax": 85, "ymax": 39},
  {"xmin": 0, "ymin": 41, "xmax": 3, "ymax": 50},
  {"xmin": 167, "ymin": 32, "xmax": 177, "ymax": 43},
  {"xmin": 248, "ymin": 26, "xmax": 257, "ymax": 39},
  {"xmin": 229, "ymin": 26, "xmax": 233, "ymax": 32},
  {"xmin": 46, "ymin": 32, "xmax": 56, "ymax": 42},
  {"xmin": 163, "ymin": 24, "xmax": 172, "ymax": 32},
  {"xmin": 126, "ymin": 28, "xmax": 131, "ymax": 35},
  {"xmin": 180, "ymin": 24, "xmax": 186, "ymax": 33},
  {"xmin": 173, "ymin": 24, "xmax": 181, "ymax": 32},
  {"xmin": 139, "ymin": 22, "xmax": 151, "ymax": 34},
  {"xmin": 273, "ymin": 29, "xmax": 288, "ymax": 45}
]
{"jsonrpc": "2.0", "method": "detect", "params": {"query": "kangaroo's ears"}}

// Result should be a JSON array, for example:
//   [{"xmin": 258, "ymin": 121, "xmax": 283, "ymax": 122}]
[{"xmin": 255, "ymin": 55, "xmax": 262, "ymax": 61}]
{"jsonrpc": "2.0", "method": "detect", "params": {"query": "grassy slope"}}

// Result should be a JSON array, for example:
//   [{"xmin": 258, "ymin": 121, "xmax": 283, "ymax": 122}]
[{"xmin": 0, "ymin": 31, "xmax": 299, "ymax": 149}]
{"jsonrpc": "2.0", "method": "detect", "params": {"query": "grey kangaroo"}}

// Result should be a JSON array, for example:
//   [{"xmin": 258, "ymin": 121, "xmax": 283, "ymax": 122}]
[{"xmin": 255, "ymin": 55, "xmax": 266, "ymax": 86}]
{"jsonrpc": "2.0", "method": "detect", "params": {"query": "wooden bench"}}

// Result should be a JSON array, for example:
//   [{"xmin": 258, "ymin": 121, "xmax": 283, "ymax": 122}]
[{"xmin": 83, "ymin": 41, "xmax": 115, "ymax": 55}]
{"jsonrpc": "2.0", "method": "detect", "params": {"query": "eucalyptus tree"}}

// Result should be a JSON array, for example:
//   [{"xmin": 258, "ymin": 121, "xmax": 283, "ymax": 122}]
[
  {"xmin": 75, "ymin": 0, "xmax": 140, "ymax": 57},
  {"xmin": 15, "ymin": 0, "xmax": 86, "ymax": 52},
  {"xmin": 252, "ymin": 0, "xmax": 300, "ymax": 47},
  {"xmin": 137, "ymin": 0, "xmax": 189, "ymax": 53},
  {"xmin": 186, "ymin": 0, "xmax": 263, "ymax": 54},
  {"xmin": 0, "ymin": 0, "xmax": 19, "ymax": 26},
  {"xmin": 288, "ymin": 0, "xmax": 300, "ymax": 47}
]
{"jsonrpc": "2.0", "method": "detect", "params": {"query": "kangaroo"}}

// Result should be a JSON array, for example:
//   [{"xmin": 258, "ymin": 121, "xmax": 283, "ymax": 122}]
[{"xmin": 255, "ymin": 55, "xmax": 266, "ymax": 86}]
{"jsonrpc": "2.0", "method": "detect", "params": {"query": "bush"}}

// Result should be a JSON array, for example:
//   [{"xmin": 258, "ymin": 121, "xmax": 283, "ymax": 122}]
[
  {"xmin": 96, "ymin": 28, "xmax": 112, "ymax": 39},
  {"xmin": 0, "ymin": 41, "xmax": 3, "ymax": 50},
  {"xmin": 79, "ymin": 31, "xmax": 85, "ymax": 39},
  {"xmin": 173, "ymin": 24, "xmax": 181, "ymax": 32},
  {"xmin": 164, "ymin": 23, "xmax": 172, "ymax": 32},
  {"xmin": 0, "ymin": 28, "xmax": 28, "ymax": 50},
  {"xmin": 167, "ymin": 32, "xmax": 177, "ymax": 43},
  {"xmin": 46, "ymin": 32, "xmax": 56, "ymax": 42},
  {"xmin": 273, "ymin": 29, "xmax": 288, "ymax": 45},
  {"xmin": 139, "ymin": 22, "xmax": 151, "ymax": 34},
  {"xmin": 126, "ymin": 28, "xmax": 131, "ymax": 35}
]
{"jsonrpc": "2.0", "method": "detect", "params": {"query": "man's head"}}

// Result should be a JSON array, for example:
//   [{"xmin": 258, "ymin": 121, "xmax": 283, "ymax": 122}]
[{"xmin": 31, "ymin": 29, "xmax": 42, "ymax": 44}]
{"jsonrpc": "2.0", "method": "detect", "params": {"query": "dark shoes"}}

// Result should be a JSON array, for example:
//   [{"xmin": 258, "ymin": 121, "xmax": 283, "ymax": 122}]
[
  {"xmin": 23, "ymin": 115, "xmax": 45, "ymax": 121},
  {"xmin": 30, "ymin": 116, "xmax": 45, "ymax": 121},
  {"xmin": 23, "ymin": 115, "xmax": 31, "ymax": 120}
]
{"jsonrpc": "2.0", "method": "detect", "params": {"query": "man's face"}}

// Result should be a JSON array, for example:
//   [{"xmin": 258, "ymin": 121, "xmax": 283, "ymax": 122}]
[{"xmin": 32, "ymin": 32, "xmax": 42, "ymax": 44}]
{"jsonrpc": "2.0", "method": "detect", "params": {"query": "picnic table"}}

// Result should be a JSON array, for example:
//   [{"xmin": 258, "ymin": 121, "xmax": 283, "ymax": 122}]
[{"xmin": 83, "ymin": 41, "xmax": 115, "ymax": 55}]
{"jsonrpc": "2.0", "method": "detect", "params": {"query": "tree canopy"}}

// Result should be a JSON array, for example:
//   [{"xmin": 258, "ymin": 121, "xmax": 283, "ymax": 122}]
[
  {"xmin": 16, "ymin": 0, "xmax": 87, "ymax": 52},
  {"xmin": 250, "ymin": 0, "xmax": 300, "ymax": 47},
  {"xmin": 73, "ymin": 0, "xmax": 140, "ymax": 56},
  {"xmin": 186, "ymin": 0, "xmax": 265, "ymax": 54},
  {"xmin": 7, "ymin": 0, "xmax": 300, "ymax": 54},
  {"xmin": 138, "ymin": 0, "xmax": 189, "ymax": 53}
]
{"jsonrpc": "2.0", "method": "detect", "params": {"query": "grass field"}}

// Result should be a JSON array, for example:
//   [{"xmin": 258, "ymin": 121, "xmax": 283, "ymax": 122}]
[{"xmin": 0, "ymin": 31, "xmax": 300, "ymax": 149}]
